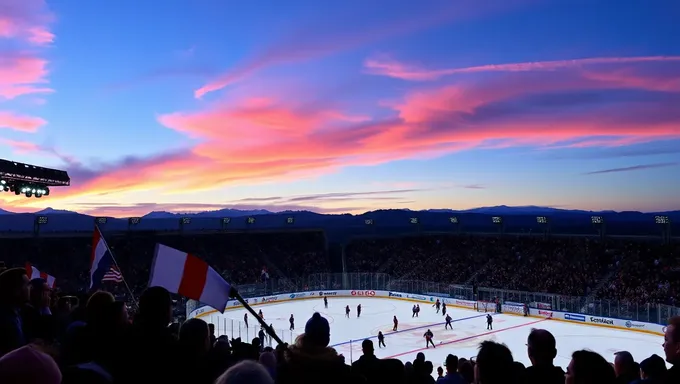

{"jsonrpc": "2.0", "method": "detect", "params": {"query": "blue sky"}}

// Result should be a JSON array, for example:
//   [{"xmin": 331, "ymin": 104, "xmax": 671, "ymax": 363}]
[{"xmin": 1, "ymin": 0, "xmax": 679, "ymax": 216}]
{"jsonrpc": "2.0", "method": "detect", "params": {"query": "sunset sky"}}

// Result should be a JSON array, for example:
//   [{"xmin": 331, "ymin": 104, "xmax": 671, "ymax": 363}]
[{"xmin": 1, "ymin": 0, "xmax": 679, "ymax": 217}]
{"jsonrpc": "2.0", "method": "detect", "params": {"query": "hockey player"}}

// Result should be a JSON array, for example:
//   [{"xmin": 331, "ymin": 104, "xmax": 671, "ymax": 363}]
[
  {"xmin": 434, "ymin": 299, "xmax": 441, "ymax": 313},
  {"xmin": 289, "ymin": 314, "xmax": 295, "ymax": 331},
  {"xmin": 424, "ymin": 329, "xmax": 435, "ymax": 348},
  {"xmin": 412, "ymin": 305, "xmax": 417, "ymax": 317},
  {"xmin": 258, "ymin": 309, "xmax": 264, "ymax": 319},
  {"xmin": 445, "ymin": 314, "xmax": 453, "ymax": 330},
  {"xmin": 486, "ymin": 313, "xmax": 493, "ymax": 330},
  {"xmin": 442, "ymin": 302, "xmax": 447, "ymax": 317},
  {"xmin": 345, "ymin": 305, "xmax": 350, "ymax": 318},
  {"xmin": 415, "ymin": 304, "xmax": 420, "ymax": 317},
  {"xmin": 393, "ymin": 315, "xmax": 399, "ymax": 331},
  {"xmin": 357, "ymin": 304, "xmax": 362, "ymax": 318},
  {"xmin": 523, "ymin": 303, "xmax": 529, "ymax": 317},
  {"xmin": 244, "ymin": 313, "xmax": 249, "ymax": 328},
  {"xmin": 324, "ymin": 296, "xmax": 328, "ymax": 309},
  {"xmin": 378, "ymin": 331, "xmax": 386, "ymax": 348}
]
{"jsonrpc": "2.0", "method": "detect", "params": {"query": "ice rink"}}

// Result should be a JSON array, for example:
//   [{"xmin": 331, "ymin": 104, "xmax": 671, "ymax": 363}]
[{"xmin": 198, "ymin": 297, "xmax": 666, "ymax": 370}]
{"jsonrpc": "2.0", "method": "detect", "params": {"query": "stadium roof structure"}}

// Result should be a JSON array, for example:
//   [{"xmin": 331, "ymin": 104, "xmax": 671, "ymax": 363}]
[{"xmin": 0, "ymin": 159, "xmax": 70, "ymax": 186}]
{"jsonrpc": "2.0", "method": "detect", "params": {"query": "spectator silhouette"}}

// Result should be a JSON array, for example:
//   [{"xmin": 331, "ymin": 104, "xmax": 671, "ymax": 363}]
[
  {"xmin": 614, "ymin": 351, "xmax": 640, "ymax": 384},
  {"xmin": 215, "ymin": 360, "xmax": 273, "ymax": 384},
  {"xmin": 633, "ymin": 354, "xmax": 666, "ymax": 384},
  {"xmin": 437, "ymin": 354, "xmax": 465, "ymax": 384},
  {"xmin": 525, "ymin": 328, "xmax": 564, "ymax": 384},
  {"xmin": 0, "ymin": 268, "xmax": 29, "ymax": 356},
  {"xmin": 663, "ymin": 316, "xmax": 680, "ymax": 384},
  {"xmin": 475, "ymin": 341, "xmax": 516, "ymax": 384},
  {"xmin": 566, "ymin": 350, "xmax": 616, "ymax": 384},
  {"xmin": 352, "ymin": 339, "xmax": 382, "ymax": 383},
  {"xmin": 277, "ymin": 312, "xmax": 358, "ymax": 384},
  {"xmin": 0, "ymin": 344, "xmax": 61, "ymax": 384}
]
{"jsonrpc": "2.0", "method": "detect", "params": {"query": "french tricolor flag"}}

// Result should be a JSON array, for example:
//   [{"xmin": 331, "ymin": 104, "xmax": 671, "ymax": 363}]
[
  {"xmin": 89, "ymin": 226, "xmax": 114, "ymax": 290},
  {"xmin": 25, "ymin": 263, "xmax": 56, "ymax": 288},
  {"xmin": 149, "ymin": 244, "xmax": 231, "ymax": 313}
]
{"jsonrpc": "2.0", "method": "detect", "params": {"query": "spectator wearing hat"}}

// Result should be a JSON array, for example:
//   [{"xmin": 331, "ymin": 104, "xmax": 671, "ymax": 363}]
[
  {"xmin": 632, "ymin": 354, "xmax": 666, "ymax": 384},
  {"xmin": 0, "ymin": 268, "xmax": 30, "ymax": 356},
  {"xmin": 278, "ymin": 312, "xmax": 357, "ymax": 384},
  {"xmin": 438, "ymin": 354, "xmax": 465, "ymax": 384}
]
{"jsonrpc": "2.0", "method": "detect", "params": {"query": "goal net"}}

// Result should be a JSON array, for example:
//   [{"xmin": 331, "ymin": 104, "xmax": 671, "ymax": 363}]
[{"xmin": 476, "ymin": 301, "xmax": 495, "ymax": 313}]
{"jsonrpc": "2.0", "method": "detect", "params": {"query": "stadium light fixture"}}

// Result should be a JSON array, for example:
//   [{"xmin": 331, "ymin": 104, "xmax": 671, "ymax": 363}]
[
  {"xmin": 655, "ymin": 215, "xmax": 670, "ymax": 225},
  {"xmin": 95, "ymin": 217, "xmax": 107, "ymax": 225},
  {"xmin": 364, "ymin": 219, "xmax": 374, "ymax": 225},
  {"xmin": 492, "ymin": 216, "xmax": 503, "ymax": 224},
  {"xmin": 35, "ymin": 216, "xmax": 48, "ymax": 225},
  {"xmin": 591, "ymin": 216, "xmax": 604, "ymax": 224},
  {"xmin": 286, "ymin": 217, "xmax": 294, "ymax": 224},
  {"xmin": 128, "ymin": 217, "xmax": 141, "ymax": 225},
  {"xmin": 409, "ymin": 217, "xmax": 419, "ymax": 225},
  {"xmin": 246, "ymin": 217, "xmax": 256, "ymax": 224},
  {"xmin": 450, "ymin": 217, "xmax": 458, "ymax": 224},
  {"xmin": 536, "ymin": 216, "xmax": 548, "ymax": 224},
  {"xmin": 222, "ymin": 217, "xmax": 231, "ymax": 225}
]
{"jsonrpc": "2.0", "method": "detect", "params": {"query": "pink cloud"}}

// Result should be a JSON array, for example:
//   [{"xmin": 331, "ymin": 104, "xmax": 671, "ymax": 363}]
[
  {"xmin": 0, "ymin": 54, "xmax": 52, "ymax": 99},
  {"xmin": 0, "ymin": 111, "xmax": 46, "ymax": 132},
  {"xmin": 194, "ymin": 1, "xmax": 528, "ymax": 98},
  {"xmin": 6, "ymin": 56, "xmax": 680, "ymax": 209},
  {"xmin": 27, "ymin": 26, "xmax": 55, "ymax": 45},
  {"xmin": 364, "ymin": 55, "xmax": 680, "ymax": 81}
]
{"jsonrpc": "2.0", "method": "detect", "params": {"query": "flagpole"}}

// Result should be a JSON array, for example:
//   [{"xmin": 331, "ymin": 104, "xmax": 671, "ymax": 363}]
[
  {"xmin": 95, "ymin": 224, "xmax": 138, "ymax": 308},
  {"xmin": 229, "ymin": 286, "xmax": 284, "ymax": 345}
]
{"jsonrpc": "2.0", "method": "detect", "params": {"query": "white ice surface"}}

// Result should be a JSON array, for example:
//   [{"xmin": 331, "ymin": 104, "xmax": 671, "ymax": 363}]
[{"xmin": 201, "ymin": 297, "xmax": 667, "ymax": 371}]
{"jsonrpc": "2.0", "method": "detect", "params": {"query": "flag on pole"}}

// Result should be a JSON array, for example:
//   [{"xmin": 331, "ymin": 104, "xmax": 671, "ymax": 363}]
[
  {"xmin": 102, "ymin": 265, "xmax": 123, "ymax": 283},
  {"xmin": 25, "ymin": 263, "xmax": 56, "ymax": 288},
  {"xmin": 89, "ymin": 225, "xmax": 114, "ymax": 290},
  {"xmin": 149, "ymin": 244, "xmax": 231, "ymax": 313}
]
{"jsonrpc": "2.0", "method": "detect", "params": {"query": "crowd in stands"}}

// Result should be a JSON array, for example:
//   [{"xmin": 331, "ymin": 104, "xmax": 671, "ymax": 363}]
[
  {"xmin": 345, "ymin": 235, "xmax": 680, "ymax": 305},
  {"xmin": 0, "ymin": 265, "xmax": 679, "ymax": 384}
]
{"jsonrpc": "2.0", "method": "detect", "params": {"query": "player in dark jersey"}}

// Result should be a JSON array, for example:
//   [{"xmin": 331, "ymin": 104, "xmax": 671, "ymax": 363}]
[
  {"xmin": 486, "ymin": 314, "xmax": 493, "ymax": 330},
  {"xmin": 258, "ymin": 309, "xmax": 264, "ymax": 319},
  {"xmin": 442, "ymin": 302, "xmax": 447, "ymax": 317},
  {"xmin": 345, "ymin": 305, "xmax": 350, "ymax": 318},
  {"xmin": 289, "ymin": 314, "xmax": 294, "ymax": 331},
  {"xmin": 393, "ymin": 315, "xmax": 398, "ymax": 331},
  {"xmin": 378, "ymin": 331, "xmax": 386, "ymax": 348},
  {"xmin": 244, "ymin": 313, "xmax": 248, "ymax": 328},
  {"xmin": 434, "ymin": 299, "xmax": 441, "ymax": 313},
  {"xmin": 424, "ymin": 329, "xmax": 435, "ymax": 348},
  {"xmin": 412, "ymin": 305, "xmax": 417, "ymax": 317},
  {"xmin": 445, "ymin": 314, "xmax": 453, "ymax": 330},
  {"xmin": 357, "ymin": 304, "xmax": 362, "ymax": 318},
  {"xmin": 324, "ymin": 296, "xmax": 328, "ymax": 308}
]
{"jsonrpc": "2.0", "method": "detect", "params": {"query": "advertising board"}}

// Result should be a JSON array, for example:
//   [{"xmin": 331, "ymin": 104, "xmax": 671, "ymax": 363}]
[
  {"xmin": 351, "ymin": 290, "xmax": 376, "ymax": 296},
  {"xmin": 565, "ymin": 313, "xmax": 586, "ymax": 322},
  {"xmin": 388, "ymin": 292, "xmax": 403, "ymax": 298}
]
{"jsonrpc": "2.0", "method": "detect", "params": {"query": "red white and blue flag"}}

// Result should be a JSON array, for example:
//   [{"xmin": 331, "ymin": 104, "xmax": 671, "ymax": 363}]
[
  {"xmin": 25, "ymin": 263, "xmax": 56, "ymax": 288},
  {"xmin": 89, "ymin": 225, "xmax": 114, "ymax": 290},
  {"xmin": 102, "ymin": 265, "xmax": 123, "ymax": 283}
]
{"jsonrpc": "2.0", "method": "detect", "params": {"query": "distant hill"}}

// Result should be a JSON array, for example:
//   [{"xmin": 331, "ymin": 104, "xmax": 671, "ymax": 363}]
[{"xmin": 0, "ymin": 205, "xmax": 677, "ymax": 238}]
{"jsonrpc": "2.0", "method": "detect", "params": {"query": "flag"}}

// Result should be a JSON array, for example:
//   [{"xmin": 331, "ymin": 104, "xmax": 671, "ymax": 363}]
[
  {"xmin": 149, "ymin": 244, "xmax": 231, "ymax": 313},
  {"xmin": 89, "ymin": 225, "xmax": 114, "ymax": 290},
  {"xmin": 25, "ymin": 263, "xmax": 56, "ymax": 288},
  {"xmin": 102, "ymin": 266, "xmax": 123, "ymax": 283}
]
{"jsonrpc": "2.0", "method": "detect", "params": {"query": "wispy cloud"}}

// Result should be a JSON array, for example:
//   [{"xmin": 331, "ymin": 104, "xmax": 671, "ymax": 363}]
[
  {"xmin": 463, "ymin": 184, "xmax": 486, "ymax": 189},
  {"xmin": 0, "ymin": 112, "xmax": 47, "ymax": 132},
  {"xmin": 364, "ymin": 55, "xmax": 680, "ymax": 82},
  {"xmin": 194, "ymin": 0, "xmax": 527, "ymax": 98},
  {"xmin": 68, "ymin": 202, "xmax": 369, "ymax": 217},
  {"xmin": 583, "ymin": 162, "xmax": 678, "ymax": 175}
]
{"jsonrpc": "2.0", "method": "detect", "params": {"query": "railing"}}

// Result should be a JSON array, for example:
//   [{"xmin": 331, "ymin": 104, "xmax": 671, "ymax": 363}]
[{"xmin": 186, "ymin": 273, "xmax": 680, "ymax": 326}]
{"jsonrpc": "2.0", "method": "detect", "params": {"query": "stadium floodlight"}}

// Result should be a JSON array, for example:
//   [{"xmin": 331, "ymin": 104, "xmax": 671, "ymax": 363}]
[
  {"xmin": 0, "ymin": 159, "xmax": 69, "ymax": 199},
  {"xmin": 364, "ymin": 219, "xmax": 374, "ymax": 225},
  {"xmin": 536, "ymin": 216, "xmax": 548, "ymax": 224},
  {"xmin": 128, "ymin": 217, "xmax": 141, "ymax": 225},
  {"xmin": 591, "ymin": 216, "xmax": 604, "ymax": 224},
  {"xmin": 180, "ymin": 217, "xmax": 191, "ymax": 225},
  {"xmin": 286, "ymin": 217, "xmax": 294, "ymax": 224},
  {"xmin": 409, "ymin": 217, "xmax": 419, "ymax": 225},
  {"xmin": 492, "ymin": 216, "xmax": 503, "ymax": 224},
  {"xmin": 95, "ymin": 217, "xmax": 107, "ymax": 225},
  {"xmin": 35, "ymin": 216, "xmax": 48, "ymax": 225},
  {"xmin": 450, "ymin": 217, "xmax": 458, "ymax": 224},
  {"xmin": 222, "ymin": 217, "xmax": 231, "ymax": 224},
  {"xmin": 246, "ymin": 217, "xmax": 256, "ymax": 224},
  {"xmin": 655, "ymin": 215, "xmax": 670, "ymax": 225}
]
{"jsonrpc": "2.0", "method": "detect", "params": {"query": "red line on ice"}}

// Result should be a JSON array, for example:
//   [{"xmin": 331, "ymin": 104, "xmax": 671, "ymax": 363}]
[{"xmin": 383, "ymin": 318, "xmax": 549, "ymax": 359}]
